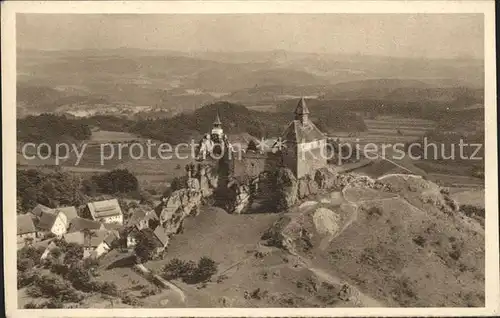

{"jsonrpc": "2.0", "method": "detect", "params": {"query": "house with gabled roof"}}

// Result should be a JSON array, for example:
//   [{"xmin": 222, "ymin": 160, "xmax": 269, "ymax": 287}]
[
  {"xmin": 139, "ymin": 226, "xmax": 169, "ymax": 256},
  {"xmin": 55, "ymin": 206, "xmax": 79, "ymax": 223},
  {"xmin": 63, "ymin": 229, "xmax": 119, "ymax": 259},
  {"xmin": 127, "ymin": 207, "xmax": 160, "ymax": 231},
  {"xmin": 67, "ymin": 217, "xmax": 105, "ymax": 233},
  {"xmin": 36, "ymin": 210, "xmax": 68, "ymax": 237},
  {"xmin": 85, "ymin": 199, "xmax": 123, "ymax": 225},
  {"xmin": 17, "ymin": 214, "xmax": 39, "ymax": 245},
  {"xmin": 31, "ymin": 204, "xmax": 53, "ymax": 218}
]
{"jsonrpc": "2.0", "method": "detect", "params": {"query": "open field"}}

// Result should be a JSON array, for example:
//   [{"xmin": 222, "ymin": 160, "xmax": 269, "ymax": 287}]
[{"xmin": 334, "ymin": 116, "xmax": 435, "ymax": 146}]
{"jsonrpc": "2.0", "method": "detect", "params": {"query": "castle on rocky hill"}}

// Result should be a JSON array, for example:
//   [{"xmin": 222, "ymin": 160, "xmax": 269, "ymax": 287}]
[{"xmin": 196, "ymin": 97, "xmax": 328, "ymax": 180}]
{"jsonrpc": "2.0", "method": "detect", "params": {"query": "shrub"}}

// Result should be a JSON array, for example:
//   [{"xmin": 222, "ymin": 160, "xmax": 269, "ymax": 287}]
[
  {"xmin": 34, "ymin": 274, "xmax": 83, "ymax": 302},
  {"xmin": 18, "ymin": 258, "xmax": 35, "ymax": 272},
  {"xmin": 134, "ymin": 231, "xmax": 159, "ymax": 263},
  {"xmin": 192, "ymin": 256, "xmax": 218, "ymax": 283},
  {"xmin": 140, "ymin": 286, "xmax": 160, "ymax": 298},
  {"xmin": 18, "ymin": 246, "xmax": 44, "ymax": 266},
  {"xmin": 460, "ymin": 205, "xmax": 485, "ymax": 218},
  {"xmin": 162, "ymin": 258, "xmax": 196, "ymax": 281},
  {"xmin": 18, "ymin": 270, "xmax": 39, "ymax": 289},
  {"xmin": 63, "ymin": 243, "xmax": 84, "ymax": 265},
  {"xmin": 413, "ymin": 235, "xmax": 426, "ymax": 247},
  {"xmin": 66, "ymin": 264, "xmax": 93, "ymax": 292},
  {"xmin": 24, "ymin": 302, "xmax": 39, "ymax": 309},
  {"xmin": 162, "ymin": 257, "xmax": 218, "ymax": 284},
  {"xmin": 366, "ymin": 206, "xmax": 383, "ymax": 217},
  {"xmin": 97, "ymin": 281, "xmax": 119, "ymax": 296},
  {"xmin": 121, "ymin": 293, "xmax": 142, "ymax": 306}
]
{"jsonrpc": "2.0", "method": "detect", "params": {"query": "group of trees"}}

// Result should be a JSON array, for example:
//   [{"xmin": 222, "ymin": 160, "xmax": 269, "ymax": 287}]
[
  {"xmin": 17, "ymin": 168, "xmax": 139, "ymax": 213},
  {"xmin": 161, "ymin": 257, "xmax": 218, "ymax": 284},
  {"xmin": 18, "ymin": 240, "xmax": 119, "ymax": 308},
  {"xmin": 17, "ymin": 169, "xmax": 86, "ymax": 212},
  {"xmin": 18, "ymin": 113, "xmax": 91, "ymax": 144},
  {"xmin": 84, "ymin": 169, "xmax": 139, "ymax": 196}
]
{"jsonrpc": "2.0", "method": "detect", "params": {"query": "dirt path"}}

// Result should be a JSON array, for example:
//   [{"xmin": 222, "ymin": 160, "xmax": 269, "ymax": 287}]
[{"xmin": 135, "ymin": 263, "xmax": 187, "ymax": 304}]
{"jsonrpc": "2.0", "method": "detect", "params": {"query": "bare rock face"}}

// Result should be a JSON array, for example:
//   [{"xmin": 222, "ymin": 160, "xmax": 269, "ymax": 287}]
[
  {"xmin": 199, "ymin": 164, "xmax": 219, "ymax": 197},
  {"xmin": 158, "ymin": 188, "xmax": 203, "ymax": 231},
  {"xmin": 274, "ymin": 168, "xmax": 299, "ymax": 211},
  {"xmin": 227, "ymin": 183, "xmax": 252, "ymax": 214},
  {"xmin": 262, "ymin": 203, "xmax": 353, "ymax": 254}
]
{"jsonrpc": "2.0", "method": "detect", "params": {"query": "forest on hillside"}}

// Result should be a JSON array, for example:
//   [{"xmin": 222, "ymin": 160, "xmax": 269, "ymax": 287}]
[{"xmin": 17, "ymin": 102, "xmax": 368, "ymax": 146}]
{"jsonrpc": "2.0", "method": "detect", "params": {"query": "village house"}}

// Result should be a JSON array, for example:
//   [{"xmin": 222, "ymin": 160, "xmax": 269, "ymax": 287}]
[
  {"xmin": 127, "ymin": 207, "xmax": 160, "ymax": 230},
  {"xmin": 67, "ymin": 217, "xmax": 105, "ymax": 233},
  {"xmin": 126, "ymin": 210, "xmax": 160, "ymax": 249},
  {"xmin": 17, "ymin": 214, "xmax": 39, "ymax": 246},
  {"xmin": 63, "ymin": 229, "xmax": 119, "ymax": 259},
  {"xmin": 36, "ymin": 210, "xmax": 68, "ymax": 237},
  {"xmin": 126, "ymin": 225, "xmax": 141, "ymax": 249},
  {"xmin": 85, "ymin": 199, "xmax": 124, "ymax": 225},
  {"xmin": 139, "ymin": 227, "xmax": 169, "ymax": 256},
  {"xmin": 30, "ymin": 203, "xmax": 53, "ymax": 218},
  {"xmin": 84, "ymin": 230, "xmax": 120, "ymax": 259},
  {"xmin": 55, "ymin": 206, "xmax": 79, "ymax": 223}
]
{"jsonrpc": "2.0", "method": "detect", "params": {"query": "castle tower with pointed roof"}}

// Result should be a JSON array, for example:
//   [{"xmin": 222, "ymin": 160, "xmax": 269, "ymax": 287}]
[
  {"xmin": 211, "ymin": 112, "xmax": 224, "ymax": 141},
  {"xmin": 281, "ymin": 97, "xmax": 327, "ymax": 178}
]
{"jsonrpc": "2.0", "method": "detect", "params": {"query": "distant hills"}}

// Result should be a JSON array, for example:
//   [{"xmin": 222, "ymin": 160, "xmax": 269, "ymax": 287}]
[{"xmin": 17, "ymin": 48, "xmax": 484, "ymax": 118}]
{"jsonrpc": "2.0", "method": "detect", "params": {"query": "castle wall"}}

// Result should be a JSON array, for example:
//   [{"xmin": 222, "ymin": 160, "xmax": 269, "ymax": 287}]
[
  {"xmin": 230, "ymin": 152, "xmax": 281, "ymax": 179},
  {"xmin": 297, "ymin": 142, "xmax": 328, "ymax": 179},
  {"xmin": 281, "ymin": 144, "xmax": 299, "ymax": 177}
]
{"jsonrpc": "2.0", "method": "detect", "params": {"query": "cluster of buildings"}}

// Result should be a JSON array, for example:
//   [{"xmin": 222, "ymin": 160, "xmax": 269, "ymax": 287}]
[
  {"xmin": 17, "ymin": 197, "xmax": 170, "ymax": 261},
  {"xmin": 197, "ymin": 98, "xmax": 329, "ymax": 180}
]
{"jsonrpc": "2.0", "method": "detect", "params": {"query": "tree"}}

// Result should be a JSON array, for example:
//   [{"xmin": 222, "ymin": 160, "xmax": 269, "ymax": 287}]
[
  {"xmin": 67, "ymin": 264, "xmax": 93, "ymax": 292},
  {"xmin": 133, "ymin": 231, "xmax": 157, "ymax": 263},
  {"xmin": 63, "ymin": 243, "xmax": 84, "ymax": 266},
  {"xmin": 191, "ymin": 256, "xmax": 218, "ymax": 283},
  {"xmin": 162, "ymin": 258, "xmax": 196, "ymax": 281},
  {"xmin": 91, "ymin": 169, "xmax": 139, "ymax": 194},
  {"xmin": 18, "ymin": 258, "xmax": 35, "ymax": 272}
]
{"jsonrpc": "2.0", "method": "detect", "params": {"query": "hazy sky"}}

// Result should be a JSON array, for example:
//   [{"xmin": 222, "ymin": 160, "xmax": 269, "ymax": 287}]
[{"xmin": 17, "ymin": 14, "xmax": 484, "ymax": 59}]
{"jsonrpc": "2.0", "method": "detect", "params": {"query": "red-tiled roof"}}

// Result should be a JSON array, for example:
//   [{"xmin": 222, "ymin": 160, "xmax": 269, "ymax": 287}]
[{"xmin": 17, "ymin": 214, "xmax": 36, "ymax": 235}]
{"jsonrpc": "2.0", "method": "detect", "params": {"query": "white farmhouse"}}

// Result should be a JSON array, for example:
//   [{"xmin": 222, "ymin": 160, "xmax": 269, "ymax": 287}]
[
  {"xmin": 36, "ymin": 210, "xmax": 68, "ymax": 237},
  {"xmin": 85, "ymin": 199, "xmax": 123, "ymax": 225}
]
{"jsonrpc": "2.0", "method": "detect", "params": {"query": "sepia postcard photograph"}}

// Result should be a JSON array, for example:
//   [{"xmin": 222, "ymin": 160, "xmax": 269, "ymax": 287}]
[{"xmin": 1, "ymin": 1, "xmax": 499, "ymax": 317}]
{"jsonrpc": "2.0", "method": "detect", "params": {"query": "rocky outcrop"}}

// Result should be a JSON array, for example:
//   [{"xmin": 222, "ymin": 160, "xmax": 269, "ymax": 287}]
[
  {"xmin": 226, "ymin": 182, "xmax": 252, "ymax": 214},
  {"xmin": 274, "ymin": 168, "xmax": 299, "ymax": 211},
  {"xmin": 262, "ymin": 202, "xmax": 356, "ymax": 255},
  {"xmin": 157, "ymin": 188, "xmax": 203, "ymax": 234}
]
